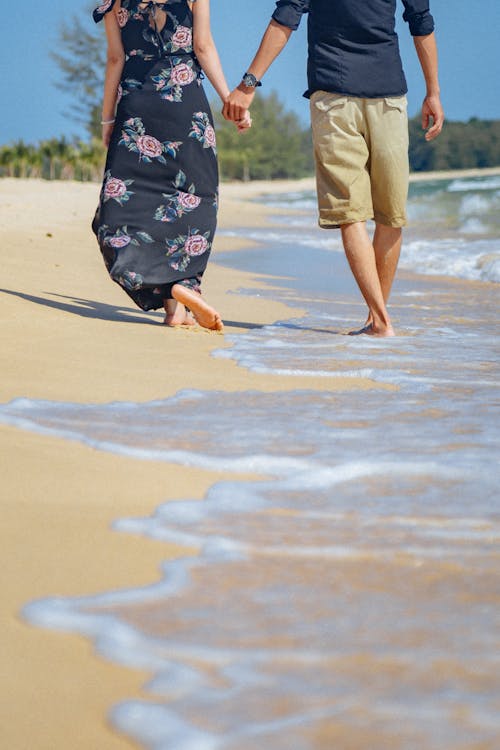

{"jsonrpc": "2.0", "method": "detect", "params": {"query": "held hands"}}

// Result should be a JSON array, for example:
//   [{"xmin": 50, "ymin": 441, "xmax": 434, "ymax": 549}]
[
  {"xmin": 422, "ymin": 93, "xmax": 444, "ymax": 141},
  {"xmin": 222, "ymin": 84, "xmax": 257, "ymax": 127}
]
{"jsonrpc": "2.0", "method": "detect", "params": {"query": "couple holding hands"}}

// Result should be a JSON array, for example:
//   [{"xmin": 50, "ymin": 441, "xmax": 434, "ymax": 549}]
[{"xmin": 94, "ymin": 0, "xmax": 443, "ymax": 336}]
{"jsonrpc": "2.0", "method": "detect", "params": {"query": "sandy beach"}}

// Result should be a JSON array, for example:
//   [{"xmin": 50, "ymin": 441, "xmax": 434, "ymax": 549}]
[
  {"xmin": 0, "ymin": 177, "xmax": 389, "ymax": 750},
  {"xmin": 2, "ymin": 170, "xmax": 498, "ymax": 749}
]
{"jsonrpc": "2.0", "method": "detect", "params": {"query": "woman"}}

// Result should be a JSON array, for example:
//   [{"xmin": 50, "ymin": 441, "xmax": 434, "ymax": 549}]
[{"xmin": 92, "ymin": 0, "xmax": 248, "ymax": 330}]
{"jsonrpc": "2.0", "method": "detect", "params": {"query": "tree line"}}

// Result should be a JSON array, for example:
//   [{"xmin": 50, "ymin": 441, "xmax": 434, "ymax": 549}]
[
  {"xmin": 2, "ymin": 108, "xmax": 500, "ymax": 182},
  {"xmin": 409, "ymin": 117, "xmax": 500, "ymax": 172},
  {"xmin": 0, "ymin": 137, "xmax": 105, "ymax": 182}
]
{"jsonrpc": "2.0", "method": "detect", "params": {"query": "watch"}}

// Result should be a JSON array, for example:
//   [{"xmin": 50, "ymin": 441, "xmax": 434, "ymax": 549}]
[{"xmin": 241, "ymin": 72, "xmax": 262, "ymax": 89}]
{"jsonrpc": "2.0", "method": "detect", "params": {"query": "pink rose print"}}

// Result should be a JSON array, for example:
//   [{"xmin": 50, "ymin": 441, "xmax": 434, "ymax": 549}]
[
  {"xmin": 117, "ymin": 8, "xmax": 129, "ymax": 27},
  {"xmin": 104, "ymin": 177, "xmax": 127, "ymax": 200},
  {"xmin": 170, "ymin": 63, "xmax": 196, "ymax": 87},
  {"xmin": 189, "ymin": 113, "xmax": 217, "ymax": 154},
  {"xmin": 204, "ymin": 124, "xmax": 216, "ymax": 150},
  {"xmin": 109, "ymin": 235, "xmax": 131, "ymax": 248},
  {"xmin": 166, "ymin": 229, "xmax": 211, "ymax": 270},
  {"xmin": 136, "ymin": 135, "xmax": 163, "ymax": 158},
  {"xmin": 171, "ymin": 26, "xmax": 192, "ymax": 50},
  {"xmin": 102, "ymin": 172, "xmax": 134, "ymax": 205},
  {"xmin": 119, "ymin": 118, "xmax": 181, "ymax": 164},
  {"xmin": 96, "ymin": 0, "xmax": 113, "ymax": 13},
  {"xmin": 184, "ymin": 234, "xmax": 209, "ymax": 257},
  {"xmin": 177, "ymin": 192, "xmax": 201, "ymax": 210}
]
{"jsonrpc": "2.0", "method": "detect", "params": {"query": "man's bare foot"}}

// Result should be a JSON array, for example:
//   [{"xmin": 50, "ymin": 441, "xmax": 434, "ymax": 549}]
[
  {"xmin": 172, "ymin": 284, "xmax": 224, "ymax": 332},
  {"xmin": 349, "ymin": 322, "xmax": 395, "ymax": 337},
  {"xmin": 348, "ymin": 311, "xmax": 394, "ymax": 337}
]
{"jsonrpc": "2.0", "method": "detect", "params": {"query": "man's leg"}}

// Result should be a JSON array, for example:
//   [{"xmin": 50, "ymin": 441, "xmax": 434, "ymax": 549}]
[
  {"xmin": 341, "ymin": 221, "xmax": 395, "ymax": 337},
  {"xmin": 358, "ymin": 223, "xmax": 402, "ymax": 329},
  {"xmin": 367, "ymin": 95, "xmax": 408, "ymax": 321},
  {"xmin": 373, "ymin": 224, "xmax": 402, "ymax": 303}
]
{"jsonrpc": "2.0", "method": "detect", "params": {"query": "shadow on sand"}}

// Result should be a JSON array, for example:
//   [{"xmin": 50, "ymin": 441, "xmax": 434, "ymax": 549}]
[
  {"xmin": 0, "ymin": 288, "xmax": 271, "ymax": 331},
  {"xmin": 0, "ymin": 288, "xmax": 161, "ymax": 325}
]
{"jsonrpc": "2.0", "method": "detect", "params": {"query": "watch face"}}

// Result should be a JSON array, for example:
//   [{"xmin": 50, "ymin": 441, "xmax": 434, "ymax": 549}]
[{"xmin": 243, "ymin": 74, "xmax": 256, "ymax": 87}]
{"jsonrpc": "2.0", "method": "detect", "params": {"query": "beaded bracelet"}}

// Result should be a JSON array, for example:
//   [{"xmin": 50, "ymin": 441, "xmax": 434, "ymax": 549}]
[{"xmin": 101, "ymin": 118, "xmax": 116, "ymax": 125}]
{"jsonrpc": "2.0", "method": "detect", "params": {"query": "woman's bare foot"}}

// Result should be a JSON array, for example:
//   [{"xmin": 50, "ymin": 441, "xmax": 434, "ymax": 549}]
[
  {"xmin": 172, "ymin": 284, "xmax": 224, "ymax": 332},
  {"xmin": 163, "ymin": 299, "xmax": 195, "ymax": 327},
  {"xmin": 163, "ymin": 310, "xmax": 196, "ymax": 327}
]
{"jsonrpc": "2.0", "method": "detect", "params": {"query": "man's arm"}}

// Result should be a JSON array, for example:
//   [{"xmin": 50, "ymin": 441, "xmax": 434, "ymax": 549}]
[
  {"xmin": 402, "ymin": 2, "xmax": 444, "ymax": 141},
  {"xmin": 222, "ymin": 20, "xmax": 293, "ymax": 122},
  {"xmin": 413, "ymin": 32, "xmax": 444, "ymax": 141}
]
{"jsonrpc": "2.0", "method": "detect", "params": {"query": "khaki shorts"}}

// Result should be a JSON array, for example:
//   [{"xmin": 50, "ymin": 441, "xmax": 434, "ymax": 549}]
[{"xmin": 310, "ymin": 91, "xmax": 409, "ymax": 228}]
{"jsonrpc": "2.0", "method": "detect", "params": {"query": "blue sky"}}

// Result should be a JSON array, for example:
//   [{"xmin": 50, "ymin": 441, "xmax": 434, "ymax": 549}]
[{"xmin": 1, "ymin": 0, "xmax": 499, "ymax": 144}]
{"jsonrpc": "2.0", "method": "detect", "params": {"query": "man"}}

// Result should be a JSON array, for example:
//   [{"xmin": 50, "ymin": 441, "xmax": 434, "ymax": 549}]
[{"xmin": 223, "ymin": 1, "xmax": 444, "ymax": 336}]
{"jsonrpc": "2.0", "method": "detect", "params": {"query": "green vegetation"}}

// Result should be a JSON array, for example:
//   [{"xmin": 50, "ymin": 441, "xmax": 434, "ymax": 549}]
[
  {"xmin": 214, "ymin": 93, "xmax": 314, "ymax": 180},
  {"xmin": 409, "ymin": 116, "xmax": 500, "ymax": 171},
  {"xmin": 0, "ymin": 137, "xmax": 105, "ymax": 181},
  {"xmin": 51, "ymin": 7, "xmax": 105, "ymax": 140}
]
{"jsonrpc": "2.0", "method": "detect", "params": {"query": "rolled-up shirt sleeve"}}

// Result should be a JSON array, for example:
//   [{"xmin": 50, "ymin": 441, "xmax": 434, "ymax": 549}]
[
  {"xmin": 272, "ymin": 0, "xmax": 309, "ymax": 31},
  {"xmin": 402, "ymin": 0, "xmax": 435, "ymax": 36}
]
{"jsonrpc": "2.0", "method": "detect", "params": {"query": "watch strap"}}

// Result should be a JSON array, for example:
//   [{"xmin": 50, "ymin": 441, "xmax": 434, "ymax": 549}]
[{"xmin": 242, "ymin": 72, "xmax": 262, "ymax": 88}]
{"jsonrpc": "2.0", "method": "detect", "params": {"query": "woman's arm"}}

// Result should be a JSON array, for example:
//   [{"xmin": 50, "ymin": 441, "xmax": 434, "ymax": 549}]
[
  {"xmin": 190, "ymin": 0, "xmax": 230, "ymax": 103},
  {"xmin": 101, "ymin": 7, "xmax": 125, "ymax": 147}
]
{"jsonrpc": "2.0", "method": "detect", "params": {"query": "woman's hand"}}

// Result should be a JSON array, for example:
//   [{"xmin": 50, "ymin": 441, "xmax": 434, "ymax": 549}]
[{"xmin": 236, "ymin": 111, "xmax": 252, "ymax": 132}]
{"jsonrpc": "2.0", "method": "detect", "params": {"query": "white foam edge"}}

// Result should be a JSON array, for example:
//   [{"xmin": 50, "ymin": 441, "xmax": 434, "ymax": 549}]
[
  {"xmin": 110, "ymin": 664, "xmax": 500, "ymax": 750},
  {"xmin": 110, "ymin": 703, "xmax": 220, "ymax": 750},
  {"xmin": 0, "ymin": 406, "xmax": 322, "ymax": 474},
  {"xmin": 7, "ymin": 400, "xmax": 471, "ymax": 474},
  {"xmin": 110, "ymin": 697, "xmax": 356, "ymax": 750},
  {"xmin": 113, "ymin": 459, "xmax": 471, "ymax": 557}
]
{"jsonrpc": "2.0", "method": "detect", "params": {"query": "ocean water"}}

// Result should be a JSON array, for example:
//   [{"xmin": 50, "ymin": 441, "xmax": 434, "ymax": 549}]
[
  {"xmin": 2, "ymin": 174, "xmax": 500, "ymax": 749},
  {"xmin": 241, "ymin": 174, "xmax": 500, "ymax": 283}
]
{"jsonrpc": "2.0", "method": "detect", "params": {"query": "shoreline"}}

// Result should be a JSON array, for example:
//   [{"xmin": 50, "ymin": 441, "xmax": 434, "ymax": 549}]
[
  {"xmin": 219, "ymin": 165, "xmax": 500, "ymax": 203},
  {"xmin": 408, "ymin": 165, "xmax": 500, "ymax": 182}
]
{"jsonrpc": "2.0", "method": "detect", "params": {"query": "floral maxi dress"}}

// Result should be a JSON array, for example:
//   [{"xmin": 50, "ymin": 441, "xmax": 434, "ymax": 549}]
[{"xmin": 92, "ymin": 0, "xmax": 218, "ymax": 311}]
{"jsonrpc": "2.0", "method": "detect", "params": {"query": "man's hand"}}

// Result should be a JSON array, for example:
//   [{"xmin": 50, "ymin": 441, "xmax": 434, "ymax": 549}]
[
  {"xmin": 422, "ymin": 94, "xmax": 444, "ymax": 141},
  {"xmin": 223, "ymin": 85, "xmax": 256, "ymax": 123}
]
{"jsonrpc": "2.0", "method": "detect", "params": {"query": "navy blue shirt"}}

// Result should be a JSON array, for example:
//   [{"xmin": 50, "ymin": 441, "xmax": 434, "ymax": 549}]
[{"xmin": 272, "ymin": 0, "xmax": 435, "ymax": 98}]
